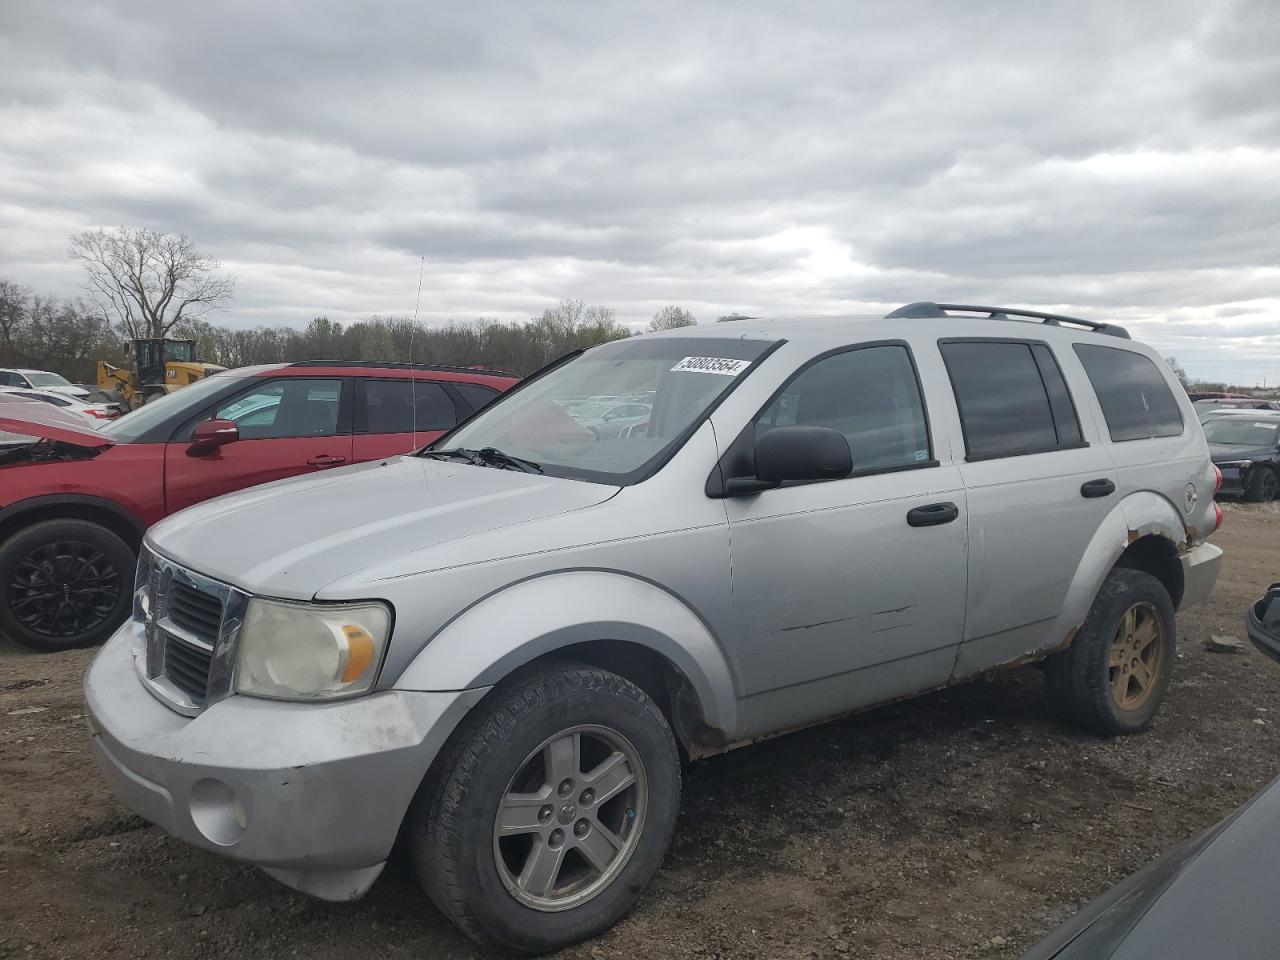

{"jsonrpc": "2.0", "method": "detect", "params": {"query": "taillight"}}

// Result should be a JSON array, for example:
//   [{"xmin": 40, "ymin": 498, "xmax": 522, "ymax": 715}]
[
  {"xmin": 85, "ymin": 409, "xmax": 111, "ymax": 418},
  {"xmin": 1213, "ymin": 500, "xmax": 1224, "ymax": 533},
  {"xmin": 1213, "ymin": 464, "xmax": 1223, "ymax": 495}
]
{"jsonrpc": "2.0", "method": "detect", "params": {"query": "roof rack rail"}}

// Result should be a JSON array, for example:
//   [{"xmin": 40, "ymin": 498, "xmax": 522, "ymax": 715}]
[
  {"xmin": 286, "ymin": 359, "xmax": 519, "ymax": 377},
  {"xmin": 885, "ymin": 302, "xmax": 1130, "ymax": 339}
]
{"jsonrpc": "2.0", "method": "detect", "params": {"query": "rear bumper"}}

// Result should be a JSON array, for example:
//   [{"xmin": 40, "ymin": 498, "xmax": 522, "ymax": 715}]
[
  {"xmin": 1178, "ymin": 541, "xmax": 1223, "ymax": 611},
  {"xmin": 85, "ymin": 623, "xmax": 487, "ymax": 900}
]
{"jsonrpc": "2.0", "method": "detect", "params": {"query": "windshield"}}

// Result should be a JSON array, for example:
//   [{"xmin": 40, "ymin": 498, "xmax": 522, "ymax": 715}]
[
  {"xmin": 1204, "ymin": 418, "xmax": 1280, "ymax": 447},
  {"xmin": 436, "ymin": 336, "xmax": 777, "ymax": 483},
  {"xmin": 26, "ymin": 372, "xmax": 73, "ymax": 387},
  {"xmin": 100, "ymin": 373, "xmax": 246, "ymax": 441}
]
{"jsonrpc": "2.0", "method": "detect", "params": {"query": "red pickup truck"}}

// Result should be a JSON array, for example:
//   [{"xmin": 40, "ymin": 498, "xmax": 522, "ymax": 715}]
[{"xmin": 0, "ymin": 361, "xmax": 516, "ymax": 650}]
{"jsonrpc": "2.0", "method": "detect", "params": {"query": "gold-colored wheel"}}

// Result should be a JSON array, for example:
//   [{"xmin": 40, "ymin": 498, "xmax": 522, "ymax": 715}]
[{"xmin": 1108, "ymin": 601, "xmax": 1164, "ymax": 710}]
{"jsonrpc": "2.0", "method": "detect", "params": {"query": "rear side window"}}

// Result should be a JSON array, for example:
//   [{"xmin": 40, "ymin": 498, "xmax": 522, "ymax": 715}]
[
  {"xmin": 455, "ymin": 382, "xmax": 501, "ymax": 414},
  {"xmin": 755, "ymin": 343, "xmax": 932, "ymax": 472},
  {"xmin": 940, "ymin": 340, "xmax": 1083, "ymax": 460},
  {"xmin": 1073, "ymin": 344, "xmax": 1184, "ymax": 442},
  {"xmin": 362, "ymin": 380, "xmax": 457, "ymax": 433}
]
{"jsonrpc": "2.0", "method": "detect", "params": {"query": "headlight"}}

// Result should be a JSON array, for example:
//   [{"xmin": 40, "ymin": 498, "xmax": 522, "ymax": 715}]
[{"xmin": 234, "ymin": 598, "xmax": 392, "ymax": 701}]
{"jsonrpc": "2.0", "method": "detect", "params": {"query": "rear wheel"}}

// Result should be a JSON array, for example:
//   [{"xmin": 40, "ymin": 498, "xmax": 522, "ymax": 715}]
[
  {"xmin": 410, "ymin": 662, "xmax": 681, "ymax": 954},
  {"xmin": 0, "ymin": 519, "xmax": 134, "ymax": 651},
  {"xmin": 1245, "ymin": 465, "xmax": 1279, "ymax": 502},
  {"xmin": 1045, "ymin": 567, "xmax": 1175, "ymax": 735}
]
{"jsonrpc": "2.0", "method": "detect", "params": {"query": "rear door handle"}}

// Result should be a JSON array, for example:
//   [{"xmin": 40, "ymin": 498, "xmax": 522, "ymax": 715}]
[
  {"xmin": 1080, "ymin": 478, "xmax": 1115, "ymax": 499},
  {"xmin": 307, "ymin": 455, "xmax": 347, "ymax": 467},
  {"xmin": 906, "ymin": 502, "xmax": 959, "ymax": 527}
]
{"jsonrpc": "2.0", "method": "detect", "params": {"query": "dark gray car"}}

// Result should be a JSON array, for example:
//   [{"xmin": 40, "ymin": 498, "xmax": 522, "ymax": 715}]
[{"xmin": 1021, "ymin": 773, "xmax": 1280, "ymax": 959}]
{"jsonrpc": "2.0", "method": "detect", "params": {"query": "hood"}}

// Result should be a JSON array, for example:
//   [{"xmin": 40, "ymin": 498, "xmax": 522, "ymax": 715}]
[
  {"xmin": 1209, "ymin": 442, "xmax": 1275, "ymax": 462},
  {"xmin": 0, "ymin": 398, "xmax": 114, "ymax": 447},
  {"xmin": 1024, "ymin": 776, "xmax": 1280, "ymax": 959},
  {"xmin": 147, "ymin": 456, "xmax": 618, "ymax": 599}
]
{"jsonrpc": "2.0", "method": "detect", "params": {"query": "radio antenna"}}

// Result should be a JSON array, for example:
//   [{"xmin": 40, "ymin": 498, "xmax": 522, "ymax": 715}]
[{"xmin": 410, "ymin": 255, "xmax": 425, "ymax": 448}]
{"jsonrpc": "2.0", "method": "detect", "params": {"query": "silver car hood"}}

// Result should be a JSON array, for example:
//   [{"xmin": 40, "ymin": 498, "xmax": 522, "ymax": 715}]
[{"xmin": 147, "ymin": 456, "xmax": 619, "ymax": 599}]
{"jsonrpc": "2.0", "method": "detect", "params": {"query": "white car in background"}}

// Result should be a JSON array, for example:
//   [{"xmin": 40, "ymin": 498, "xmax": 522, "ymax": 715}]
[
  {"xmin": 0, "ymin": 386, "xmax": 120, "ymax": 421},
  {"xmin": 0, "ymin": 367, "xmax": 92, "ymax": 398}
]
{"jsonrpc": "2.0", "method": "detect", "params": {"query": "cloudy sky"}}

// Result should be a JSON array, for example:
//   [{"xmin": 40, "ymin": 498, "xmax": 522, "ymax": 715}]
[{"xmin": 1, "ymin": 0, "xmax": 1277, "ymax": 383}]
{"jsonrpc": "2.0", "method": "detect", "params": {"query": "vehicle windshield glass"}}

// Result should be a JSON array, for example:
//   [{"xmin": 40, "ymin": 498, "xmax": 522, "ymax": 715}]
[
  {"xmin": 26, "ymin": 372, "xmax": 73, "ymax": 387},
  {"xmin": 435, "ymin": 336, "xmax": 777, "ymax": 484},
  {"xmin": 99, "ymin": 373, "xmax": 240, "ymax": 441},
  {"xmin": 1203, "ymin": 418, "xmax": 1280, "ymax": 447}
]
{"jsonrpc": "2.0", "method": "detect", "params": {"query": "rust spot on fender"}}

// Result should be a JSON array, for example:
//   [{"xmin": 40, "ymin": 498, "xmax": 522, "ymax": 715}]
[
  {"xmin": 1050, "ymin": 626, "xmax": 1078, "ymax": 654},
  {"xmin": 1127, "ymin": 529, "xmax": 1140, "ymax": 545}
]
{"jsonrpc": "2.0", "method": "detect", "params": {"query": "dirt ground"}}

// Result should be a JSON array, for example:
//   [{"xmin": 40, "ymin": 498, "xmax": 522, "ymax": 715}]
[{"xmin": 2, "ymin": 504, "xmax": 1278, "ymax": 960}]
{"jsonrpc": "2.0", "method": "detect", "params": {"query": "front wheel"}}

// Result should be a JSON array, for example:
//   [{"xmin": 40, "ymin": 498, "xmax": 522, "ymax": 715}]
[
  {"xmin": 0, "ymin": 519, "xmax": 135, "ymax": 651},
  {"xmin": 410, "ymin": 662, "xmax": 681, "ymax": 954},
  {"xmin": 1245, "ymin": 465, "xmax": 1279, "ymax": 502},
  {"xmin": 1045, "ymin": 567, "xmax": 1176, "ymax": 736}
]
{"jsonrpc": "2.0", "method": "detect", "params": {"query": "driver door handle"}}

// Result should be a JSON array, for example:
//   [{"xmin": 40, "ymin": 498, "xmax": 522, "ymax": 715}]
[
  {"xmin": 906, "ymin": 502, "xmax": 959, "ymax": 527},
  {"xmin": 307, "ymin": 455, "xmax": 346, "ymax": 467}
]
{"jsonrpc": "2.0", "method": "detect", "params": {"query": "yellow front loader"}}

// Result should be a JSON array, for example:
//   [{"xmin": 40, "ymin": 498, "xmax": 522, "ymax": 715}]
[{"xmin": 97, "ymin": 338, "xmax": 226, "ymax": 410}]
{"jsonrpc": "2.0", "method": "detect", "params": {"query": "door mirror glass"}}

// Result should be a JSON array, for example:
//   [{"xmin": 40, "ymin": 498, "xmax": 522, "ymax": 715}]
[
  {"xmin": 191, "ymin": 418, "xmax": 239, "ymax": 450},
  {"xmin": 754, "ymin": 425, "xmax": 851, "ymax": 483}
]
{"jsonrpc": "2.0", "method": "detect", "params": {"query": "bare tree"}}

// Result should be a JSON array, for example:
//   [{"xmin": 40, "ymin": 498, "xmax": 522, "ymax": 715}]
[
  {"xmin": 69, "ymin": 226, "xmax": 234, "ymax": 340},
  {"xmin": 648, "ymin": 305, "xmax": 697, "ymax": 332},
  {"xmin": 1164, "ymin": 355, "xmax": 1190, "ymax": 389},
  {"xmin": 0, "ymin": 279, "xmax": 30, "ymax": 362}
]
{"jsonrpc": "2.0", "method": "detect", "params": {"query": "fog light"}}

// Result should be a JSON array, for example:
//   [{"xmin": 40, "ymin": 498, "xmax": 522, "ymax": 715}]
[{"xmin": 190, "ymin": 778, "xmax": 248, "ymax": 846}]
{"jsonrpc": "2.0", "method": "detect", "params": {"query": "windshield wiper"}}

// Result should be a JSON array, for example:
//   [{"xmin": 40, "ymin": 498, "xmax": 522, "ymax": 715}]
[
  {"xmin": 419, "ymin": 446, "xmax": 543, "ymax": 474},
  {"xmin": 419, "ymin": 447, "xmax": 486, "ymax": 465},
  {"xmin": 476, "ymin": 447, "xmax": 543, "ymax": 474}
]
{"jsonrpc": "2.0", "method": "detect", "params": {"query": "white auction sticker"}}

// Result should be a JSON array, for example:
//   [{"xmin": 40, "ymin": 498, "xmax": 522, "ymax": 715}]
[{"xmin": 670, "ymin": 356, "xmax": 752, "ymax": 376}]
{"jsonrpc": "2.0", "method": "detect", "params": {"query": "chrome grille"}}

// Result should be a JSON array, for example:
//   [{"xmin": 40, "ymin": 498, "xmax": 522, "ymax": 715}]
[
  {"xmin": 162, "ymin": 635, "xmax": 214, "ymax": 705},
  {"xmin": 168, "ymin": 580, "xmax": 223, "ymax": 644},
  {"xmin": 133, "ymin": 546, "xmax": 245, "ymax": 715}
]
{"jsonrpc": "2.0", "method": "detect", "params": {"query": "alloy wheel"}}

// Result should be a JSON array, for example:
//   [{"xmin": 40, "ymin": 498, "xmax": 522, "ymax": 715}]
[
  {"xmin": 492, "ymin": 724, "xmax": 647, "ymax": 912},
  {"xmin": 1262, "ymin": 469, "xmax": 1279, "ymax": 502},
  {"xmin": 1108, "ymin": 601, "xmax": 1164, "ymax": 710},
  {"xmin": 6, "ymin": 540, "xmax": 122, "ymax": 638}
]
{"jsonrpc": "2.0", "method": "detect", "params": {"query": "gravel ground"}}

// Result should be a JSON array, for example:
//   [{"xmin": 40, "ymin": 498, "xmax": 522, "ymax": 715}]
[{"xmin": 2, "ymin": 504, "xmax": 1277, "ymax": 959}]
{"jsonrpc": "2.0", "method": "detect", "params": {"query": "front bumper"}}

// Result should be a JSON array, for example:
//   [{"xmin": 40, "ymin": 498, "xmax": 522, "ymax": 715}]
[
  {"xmin": 1178, "ymin": 541, "xmax": 1223, "ymax": 611},
  {"xmin": 1246, "ymin": 586, "xmax": 1280, "ymax": 666},
  {"xmin": 85, "ymin": 623, "xmax": 487, "ymax": 900},
  {"xmin": 1215, "ymin": 464, "xmax": 1246, "ymax": 497}
]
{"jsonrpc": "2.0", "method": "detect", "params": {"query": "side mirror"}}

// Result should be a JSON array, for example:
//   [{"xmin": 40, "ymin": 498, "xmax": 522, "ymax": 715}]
[
  {"xmin": 190, "ymin": 418, "xmax": 239, "ymax": 452},
  {"xmin": 724, "ymin": 425, "xmax": 851, "ymax": 495}
]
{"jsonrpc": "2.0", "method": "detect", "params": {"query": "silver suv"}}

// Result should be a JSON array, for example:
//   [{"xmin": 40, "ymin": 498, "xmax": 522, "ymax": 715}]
[{"xmin": 85, "ymin": 303, "xmax": 1222, "ymax": 953}]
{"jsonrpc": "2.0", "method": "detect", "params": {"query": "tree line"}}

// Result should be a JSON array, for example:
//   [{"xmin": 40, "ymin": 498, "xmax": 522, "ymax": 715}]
[
  {"xmin": 0, "ymin": 278, "xmax": 699, "ymax": 381},
  {"xmin": 2, "ymin": 227, "xmax": 703, "ymax": 381}
]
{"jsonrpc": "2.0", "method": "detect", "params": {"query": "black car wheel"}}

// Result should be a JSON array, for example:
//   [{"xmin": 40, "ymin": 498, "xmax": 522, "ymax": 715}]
[
  {"xmin": 1246, "ymin": 466, "xmax": 1279, "ymax": 502},
  {"xmin": 0, "ymin": 520, "xmax": 135, "ymax": 651}
]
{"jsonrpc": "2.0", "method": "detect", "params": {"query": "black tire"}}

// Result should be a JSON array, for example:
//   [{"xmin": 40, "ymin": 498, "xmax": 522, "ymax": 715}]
[
  {"xmin": 1245, "ymin": 465, "xmax": 1279, "ymax": 502},
  {"xmin": 1044, "ymin": 568, "xmax": 1176, "ymax": 736},
  {"xmin": 0, "ymin": 519, "xmax": 135, "ymax": 652},
  {"xmin": 410, "ymin": 661, "xmax": 681, "ymax": 954}
]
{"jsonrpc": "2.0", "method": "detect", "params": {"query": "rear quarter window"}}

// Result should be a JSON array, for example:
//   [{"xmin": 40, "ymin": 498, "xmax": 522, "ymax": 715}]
[{"xmin": 1073, "ymin": 344, "xmax": 1184, "ymax": 442}]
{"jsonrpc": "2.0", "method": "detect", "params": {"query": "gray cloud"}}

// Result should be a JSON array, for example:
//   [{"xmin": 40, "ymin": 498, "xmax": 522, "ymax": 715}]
[{"xmin": 1, "ymin": 0, "xmax": 1278, "ymax": 383}]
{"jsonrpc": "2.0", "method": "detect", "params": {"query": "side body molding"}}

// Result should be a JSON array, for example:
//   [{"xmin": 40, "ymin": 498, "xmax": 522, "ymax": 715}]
[{"xmin": 392, "ymin": 570, "xmax": 740, "ymax": 739}]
